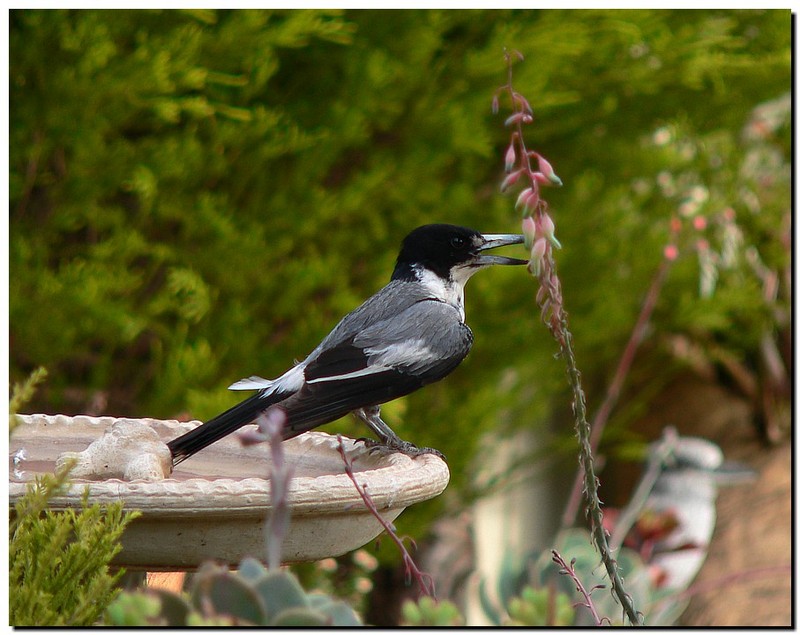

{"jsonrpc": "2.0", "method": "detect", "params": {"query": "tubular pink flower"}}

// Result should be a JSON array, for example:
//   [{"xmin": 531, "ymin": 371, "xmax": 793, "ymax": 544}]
[
  {"xmin": 537, "ymin": 211, "xmax": 562, "ymax": 249},
  {"xmin": 505, "ymin": 143, "xmax": 517, "ymax": 173},
  {"xmin": 522, "ymin": 215, "xmax": 536, "ymax": 249},
  {"xmin": 532, "ymin": 172, "xmax": 555, "ymax": 187},
  {"xmin": 515, "ymin": 187, "xmax": 534, "ymax": 211},
  {"xmin": 522, "ymin": 187, "xmax": 540, "ymax": 214},
  {"xmin": 534, "ymin": 153, "xmax": 563, "ymax": 186},
  {"xmin": 528, "ymin": 237, "xmax": 548, "ymax": 276},
  {"xmin": 500, "ymin": 169, "xmax": 524, "ymax": 193},
  {"xmin": 504, "ymin": 112, "xmax": 533, "ymax": 127},
  {"xmin": 532, "ymin": 237, "xmax": 548, "ymax": 259},
  {"xmin": 513, "ymin": 92, "xmax": 534, "ymax": 115},
  {"xmin": 491, "ymin": 94, "xmax": 500, "ymax": 115}
]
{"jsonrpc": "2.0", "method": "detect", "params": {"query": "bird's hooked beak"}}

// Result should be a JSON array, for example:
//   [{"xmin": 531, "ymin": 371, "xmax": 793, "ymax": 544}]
[{"xmin": 476, "ymin": 233, "xmax": 528, "ymax": 266}]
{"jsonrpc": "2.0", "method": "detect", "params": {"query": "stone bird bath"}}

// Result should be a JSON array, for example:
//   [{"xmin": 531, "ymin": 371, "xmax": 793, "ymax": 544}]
[{"xmin": 9, "ymin": 414, "xmax": 450, "ymax": 570}]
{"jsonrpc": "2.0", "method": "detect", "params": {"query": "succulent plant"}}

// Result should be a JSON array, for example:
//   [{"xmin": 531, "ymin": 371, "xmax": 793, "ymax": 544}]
[
  {"xmin": 104, "ymin": 590, "xmax": 164, "ymax": 626},
  {"xmin": 105, "ymin": 557, "xmax": 362, "ymax": 626},
  {"xmin": 506, "ymin": 586, "xmax": 574, "ymax": 626},
  {"xmin": 401, "ymin": 596, "xmax": 464, "ymax": 627},
  {"xmin": 478, "ymin": 529, "xmax": 658, "ymax": 627}
]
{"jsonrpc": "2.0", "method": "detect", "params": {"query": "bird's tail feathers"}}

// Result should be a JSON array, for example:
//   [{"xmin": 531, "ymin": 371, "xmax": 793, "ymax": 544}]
[{"xmin": 168, "ymin": 392, "xmax": 282, "ymax": 465}]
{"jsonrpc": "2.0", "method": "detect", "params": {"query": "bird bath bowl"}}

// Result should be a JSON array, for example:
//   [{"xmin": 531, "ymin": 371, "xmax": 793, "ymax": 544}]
[{"xmin": 9, "ymin": 414, "xmax": 450, "ymax": 571}]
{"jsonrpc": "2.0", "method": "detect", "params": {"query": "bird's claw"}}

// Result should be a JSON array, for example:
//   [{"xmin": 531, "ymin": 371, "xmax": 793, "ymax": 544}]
[{"xmin": 355, "ymin": 437, "xmax": 445, "ymax": 460}]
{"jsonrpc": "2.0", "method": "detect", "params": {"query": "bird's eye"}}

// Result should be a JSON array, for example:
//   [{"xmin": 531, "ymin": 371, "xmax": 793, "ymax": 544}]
[{"xmin": 450, "ymin": 236, "xmax": 467, "ymax": 249}]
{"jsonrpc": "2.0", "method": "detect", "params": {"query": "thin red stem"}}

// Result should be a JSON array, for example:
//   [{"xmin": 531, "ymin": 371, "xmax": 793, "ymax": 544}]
[{"xmin": 335, "ymin": 437, "xmax": 435, "ymax": 598}]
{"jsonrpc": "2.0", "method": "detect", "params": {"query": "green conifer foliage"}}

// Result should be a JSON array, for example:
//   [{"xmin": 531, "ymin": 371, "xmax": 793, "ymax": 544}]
[
  {"xmin": 10, "ymin": 371, "xmax": 141, "ymax": 626},
  {"xmin": 9, "ymin": 481, "xmax": 138, "ymax": 626}
]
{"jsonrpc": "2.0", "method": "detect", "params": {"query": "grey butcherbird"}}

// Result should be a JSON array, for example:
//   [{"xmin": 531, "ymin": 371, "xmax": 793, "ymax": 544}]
[{"xmin": 168, "ymin": 224, "xmax": 526, "ymax": 465}]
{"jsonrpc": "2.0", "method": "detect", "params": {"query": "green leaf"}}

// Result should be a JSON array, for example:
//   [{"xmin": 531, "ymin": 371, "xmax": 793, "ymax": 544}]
[
  {"xmin": 238, "ymin": 557, "xmax": 268, "ymax": 583},
  {"xmin": 192, "ymin": 570, "xmax": 267, "ymax": 625},
  {"xmin": 254, "ymin": 570, "xmax": 310, "ymax": 619},
  {"xmin": 149, "ymin": 589, "xmax": 192, "ymax": 627},
  {"xmin": 306, "ymin": 596, "xmax": 363, "ymax": 626},
  {"xmin": 269, "ymin": 607, "xmax": 330, "ymax": 626}
]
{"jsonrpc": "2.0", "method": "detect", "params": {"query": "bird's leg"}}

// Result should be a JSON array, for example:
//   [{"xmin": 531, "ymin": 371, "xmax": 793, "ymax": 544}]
[{"xmin": 353, "ymin": 406, "xmax": 444, "ymax": 459}]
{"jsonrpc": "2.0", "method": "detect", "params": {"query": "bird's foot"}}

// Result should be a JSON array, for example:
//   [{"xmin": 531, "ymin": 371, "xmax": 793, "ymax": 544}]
[{"xmin": 355, "ymin": 437, "xmax": 445, "ymax": 460}]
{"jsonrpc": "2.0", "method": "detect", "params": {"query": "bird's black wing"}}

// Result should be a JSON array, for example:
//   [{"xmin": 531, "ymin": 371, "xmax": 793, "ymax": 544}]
[{"xmin": 279, "ymin": 299, "xmax": 473, "ymax": 438}]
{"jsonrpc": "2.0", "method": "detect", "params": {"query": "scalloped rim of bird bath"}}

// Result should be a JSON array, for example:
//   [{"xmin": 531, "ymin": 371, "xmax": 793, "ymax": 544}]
[{"xmin": 9, "ymin": 414, "xmax": 450, "ymax": 570}]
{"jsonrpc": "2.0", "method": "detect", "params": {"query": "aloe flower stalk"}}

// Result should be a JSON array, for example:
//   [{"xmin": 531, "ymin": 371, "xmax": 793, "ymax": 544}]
[{"xmin": 494, "ymin": 49, "xmax": 643, "ymax": 626}]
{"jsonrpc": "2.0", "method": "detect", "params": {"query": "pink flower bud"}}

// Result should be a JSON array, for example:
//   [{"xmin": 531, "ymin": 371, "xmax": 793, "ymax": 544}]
[
  {"xmin": 491, "ymin": 94, "xmax": 500, "ymax": 115},
  {"xmin": 504, "ymin": 112, "xmax": 533, "ymax": 127},
  {"xmin": 528, "ymin": 237, "xmax": 548, "ymax": 276},
  {"xmin": 695, "ymin": 238, "xmax": 710, "ymax": 252},
  {"xmin": 533, "ymin": 238, "xmax": 548, "ymax": 259},
  {"xmin": 500, "ymin": 169, "xmax": 523, "ymax": 193},
  {"xmin": 522, "ymin": 187, "xmax": 540, "ymax": 214},
  {"xmin": 534, "ymin": 153, "xmax": 563, "ymax": 186},
  {"xmin": 535, "ymin": 212, "xmax": 553, "ymax": 237},
  {"xmin": 504, "ymin": 143, "xmax": 516, "ymax": 173},
  {"xmin": 536, "ymin": 211, "xmax": 562, "ymax": 249},
  {"xmin": 670, "ymin": 217, "xmax": 682, "ymax": 233},
  {"xmin": 693, "ymin": 215, "xmax": 707, "ymax": 231},
  {"xmin": 513, "ymin": 92, "xmax": 533, "ymax": 115},
  {"xmin": 664, "ymin": 244, "xmax": 679, "ymax": 261},
  {"xmin": 515, "ymin": 187, "xmax": 534, "ymax": 211},
  {"xmin": 521, "ymin": 215, "xmax": 536, "ymax": 249}
]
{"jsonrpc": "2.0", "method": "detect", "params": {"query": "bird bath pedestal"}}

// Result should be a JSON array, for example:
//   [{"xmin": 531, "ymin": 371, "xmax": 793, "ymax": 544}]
[{"xmin": 9, "ymin": 414, "xmax": 450, "ymax": 571}]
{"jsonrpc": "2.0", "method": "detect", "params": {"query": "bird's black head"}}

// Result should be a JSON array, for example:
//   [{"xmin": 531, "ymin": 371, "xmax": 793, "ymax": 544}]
[{"xmin": 391, "ymin": 224, "xmax": 526, "ymax": 282}]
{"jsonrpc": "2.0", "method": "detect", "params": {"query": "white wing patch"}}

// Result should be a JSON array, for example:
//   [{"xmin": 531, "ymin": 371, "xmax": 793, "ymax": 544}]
[
  {"xmin": 228, "ymin": 363, "xmax": 307, "ymax": 394},
  {"xmin": 228, "ymin": 375, "xmax": 274, "ymax": 391},
  {"xmin": 365, "ymin": 340, "xmax": 434, "ymax": 368},
  {"xmin": 305, "ymin": 340, "xmax": 435, "ymax": 385},
  {"xmin": 305, "ymin": 365, "xmax": 391, "ymax": 384}
]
